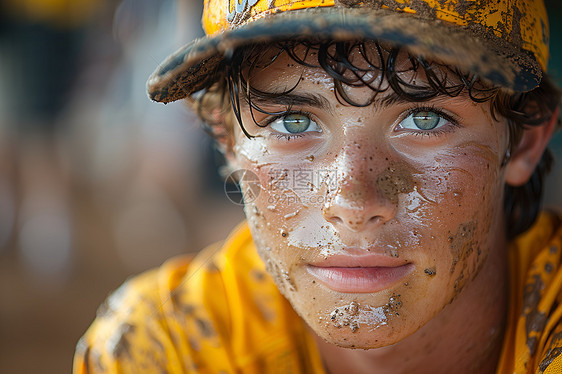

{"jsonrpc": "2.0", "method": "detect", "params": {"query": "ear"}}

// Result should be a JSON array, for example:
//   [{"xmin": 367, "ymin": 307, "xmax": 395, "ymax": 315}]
[
  {"xmin": 207, "ymin": 108, "xmax": 240, "ymax": 171},
  {"xmin": 223, "ymin": 146, "xmax": 239, "ymax": 172},
  {"xmin": 505, "ymin": 107, "xmax": 559, "ymax": 186},
  {"xmin": 212, "ymin": 127, "xmax": 240, "ymax": 172}
]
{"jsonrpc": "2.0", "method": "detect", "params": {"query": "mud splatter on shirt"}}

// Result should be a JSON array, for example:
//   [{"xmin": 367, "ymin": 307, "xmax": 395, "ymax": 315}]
[
  {"xmin": 73, "ymin": 224, "xmax": 325, "ymax": 373},
  {"xmin": 497, "ymin": 212, "xmax": 562, "ymax": 374}
]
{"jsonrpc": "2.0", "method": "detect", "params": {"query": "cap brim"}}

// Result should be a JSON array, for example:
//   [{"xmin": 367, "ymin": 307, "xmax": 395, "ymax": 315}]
[{"xmin": 147, "ymin": 7, "xmax": 541, "ymax": 103}]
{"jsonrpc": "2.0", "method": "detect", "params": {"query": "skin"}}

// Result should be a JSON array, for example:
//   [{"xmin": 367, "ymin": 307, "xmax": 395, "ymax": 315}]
[{"xmin": 229, "ymin": 46, "xmax": 512, "ymax": 373}]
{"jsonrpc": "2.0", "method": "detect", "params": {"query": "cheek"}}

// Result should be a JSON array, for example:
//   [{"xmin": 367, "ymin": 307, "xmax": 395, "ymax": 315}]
[
  {"xmin": 237, "ymin": 157, "xmax": 315, "ymax": 296},
  {"xmin": 409, "ymin": 145, "xmax": 505, "ymax": 300},
  {"xmin": 243, "ymin": 195, "xmax": 296, "ymax": 297},
  {"xmin": 236, "ymin": 138, "xmax": 330, "ymax": 242}
]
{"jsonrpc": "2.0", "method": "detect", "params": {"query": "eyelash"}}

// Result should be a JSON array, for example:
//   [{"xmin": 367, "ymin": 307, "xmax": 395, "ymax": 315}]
[{"xmin": 274, "ymin": 133, "xmax": 305, "ymax": 141}]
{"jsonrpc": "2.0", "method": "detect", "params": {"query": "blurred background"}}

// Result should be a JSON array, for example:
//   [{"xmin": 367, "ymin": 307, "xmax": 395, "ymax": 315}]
[{"xmin": 0, "ymin": 1, "xmax": 561, "ymax": 373}]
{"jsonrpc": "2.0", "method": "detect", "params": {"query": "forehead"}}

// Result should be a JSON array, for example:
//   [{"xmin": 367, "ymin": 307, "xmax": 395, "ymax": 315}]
[{"xmin": 240, "ymin": 40, "xmax": 481, "ymax": 98}]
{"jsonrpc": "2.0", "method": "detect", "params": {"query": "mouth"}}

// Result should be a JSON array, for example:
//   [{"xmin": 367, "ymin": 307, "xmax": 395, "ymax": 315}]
[{"xmin": 306, "ymin": 254, "xmax": 414, "ymax": 293}]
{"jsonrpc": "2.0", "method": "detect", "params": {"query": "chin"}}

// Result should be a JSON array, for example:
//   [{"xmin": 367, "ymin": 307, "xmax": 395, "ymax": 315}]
[
  {"xmin": 312, "ymin": 320, "xmax": 401, "ymax": 349},
  {"xmin": 296, "ymin": 298, "xmax": 415, "ymax": 349}
]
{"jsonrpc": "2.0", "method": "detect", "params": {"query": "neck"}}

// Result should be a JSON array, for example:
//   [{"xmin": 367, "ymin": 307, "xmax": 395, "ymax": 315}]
[{"xmin": 312, "ymin": 234, "xmax": 509, "ymax": 374}]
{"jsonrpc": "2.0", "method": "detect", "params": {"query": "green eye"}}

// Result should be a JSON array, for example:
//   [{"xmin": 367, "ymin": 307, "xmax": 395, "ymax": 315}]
[
  {"xmin": 396, "ymin": 110, "xmax": 448, "ymax": 133},
  {"xmin": 283, "ymin": 113, "xmax": 311, "ymax": 133},
  {"xmin": 269, "ymin": 113, "xmax": 321, "ymax": 136},
  {"xmin": 412, "ymin": 111, "xmax": 440, "ymax": 130}
]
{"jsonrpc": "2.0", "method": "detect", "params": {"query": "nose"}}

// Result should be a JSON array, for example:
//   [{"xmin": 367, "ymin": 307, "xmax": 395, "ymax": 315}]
[{"xmin": 321, "ymin": 156, "xmax": 398, "ymax": 233}]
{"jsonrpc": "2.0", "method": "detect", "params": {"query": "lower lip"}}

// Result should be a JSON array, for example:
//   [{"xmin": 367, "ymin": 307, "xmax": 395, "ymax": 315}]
[{"xmin": 306, "ymin": 264, "xmax": 414, "ymax": 293}]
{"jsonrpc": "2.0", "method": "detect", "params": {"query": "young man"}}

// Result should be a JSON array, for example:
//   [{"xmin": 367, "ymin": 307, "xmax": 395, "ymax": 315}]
[{"xmin": 75, "ymin": 0, "xmax": 562, "ymax": 373}]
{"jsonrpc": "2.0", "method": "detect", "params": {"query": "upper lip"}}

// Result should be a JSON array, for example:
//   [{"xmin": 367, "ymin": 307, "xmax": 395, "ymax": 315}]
[{"xmin": 308, "ymin": 249, "xmax": 410, "ymax": 268}]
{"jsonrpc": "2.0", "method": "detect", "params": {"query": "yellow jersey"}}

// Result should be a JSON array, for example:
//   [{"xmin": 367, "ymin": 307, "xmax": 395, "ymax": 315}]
[{"xmin": 74, "ymin": 212, "xmax": 562, "ymax": 374}]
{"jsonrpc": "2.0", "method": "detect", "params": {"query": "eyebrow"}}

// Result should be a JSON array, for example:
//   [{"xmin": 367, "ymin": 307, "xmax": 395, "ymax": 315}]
[
  {"xmin": 245, "ymin": 89, "xmax": 457, "ymax": 113},
  {"xmin": 248, "ymin": 92, "xmax": 334, "ymax": 113},
  {"xmin": 374, "ymin": 91, "xmax": 413, "ymax": 108}
]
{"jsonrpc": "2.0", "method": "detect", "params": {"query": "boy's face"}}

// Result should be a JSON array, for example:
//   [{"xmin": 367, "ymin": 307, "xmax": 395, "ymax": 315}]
[{"xmin": 231, "ymin": 45, "xmax": 510, "ymax": 348}]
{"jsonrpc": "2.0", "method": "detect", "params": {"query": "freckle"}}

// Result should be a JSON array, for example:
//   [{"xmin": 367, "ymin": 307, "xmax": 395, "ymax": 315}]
[{"xmin": 369, "ymin": 156, "xmax": 373, "ymax": 160}]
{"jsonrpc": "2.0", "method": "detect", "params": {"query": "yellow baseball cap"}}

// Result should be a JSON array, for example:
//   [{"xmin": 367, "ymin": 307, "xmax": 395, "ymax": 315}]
[{"xmin": 147, "ymin": 0, "xmax": 550, "ymax": 103}]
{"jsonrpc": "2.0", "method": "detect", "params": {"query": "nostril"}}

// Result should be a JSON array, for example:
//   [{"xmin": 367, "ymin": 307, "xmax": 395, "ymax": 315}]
[
  {"xmin": 368, "ymin": 215, "xmax": 381, "ymax": 224},
  {"xmin": 329, "ymin": 217, "xmax": 343, "ymax": 225}
]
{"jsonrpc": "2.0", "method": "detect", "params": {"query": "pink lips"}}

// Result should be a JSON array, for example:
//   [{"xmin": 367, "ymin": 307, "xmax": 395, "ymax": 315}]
[{"xmin": 307, "ymin": 254, "xmax": 414, "ymax": 293}]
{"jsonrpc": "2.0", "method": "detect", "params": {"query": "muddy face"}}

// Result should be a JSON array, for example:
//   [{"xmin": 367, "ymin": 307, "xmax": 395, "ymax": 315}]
[{"xmin": 232, "ymin": 46, "xmax": 509, "ymax": 349}]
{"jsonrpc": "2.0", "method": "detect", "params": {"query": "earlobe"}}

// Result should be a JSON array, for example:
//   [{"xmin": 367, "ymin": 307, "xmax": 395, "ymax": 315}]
[{"xmin": 505, "ymin": 108, "xmax": 559, "ymax": 186}]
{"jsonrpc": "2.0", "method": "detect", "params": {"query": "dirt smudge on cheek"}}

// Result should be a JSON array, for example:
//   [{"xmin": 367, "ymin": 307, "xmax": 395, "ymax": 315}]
[
  {"xmin": 447, "ymin": 220, "xmax": 488, "ymax": 302},
  {"xmin": 376, "ymin": 163, "xmax": 416, "ymax": 205},
  {"xmin": 449, "ymin": 221, "xmax": 477, "ymax": 274}
]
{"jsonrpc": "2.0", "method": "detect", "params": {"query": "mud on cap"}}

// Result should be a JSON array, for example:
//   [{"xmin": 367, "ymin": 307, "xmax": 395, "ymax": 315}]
[{"xmin": 147, "ymin": 0, "xmax": 550, "ymax": 103}]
